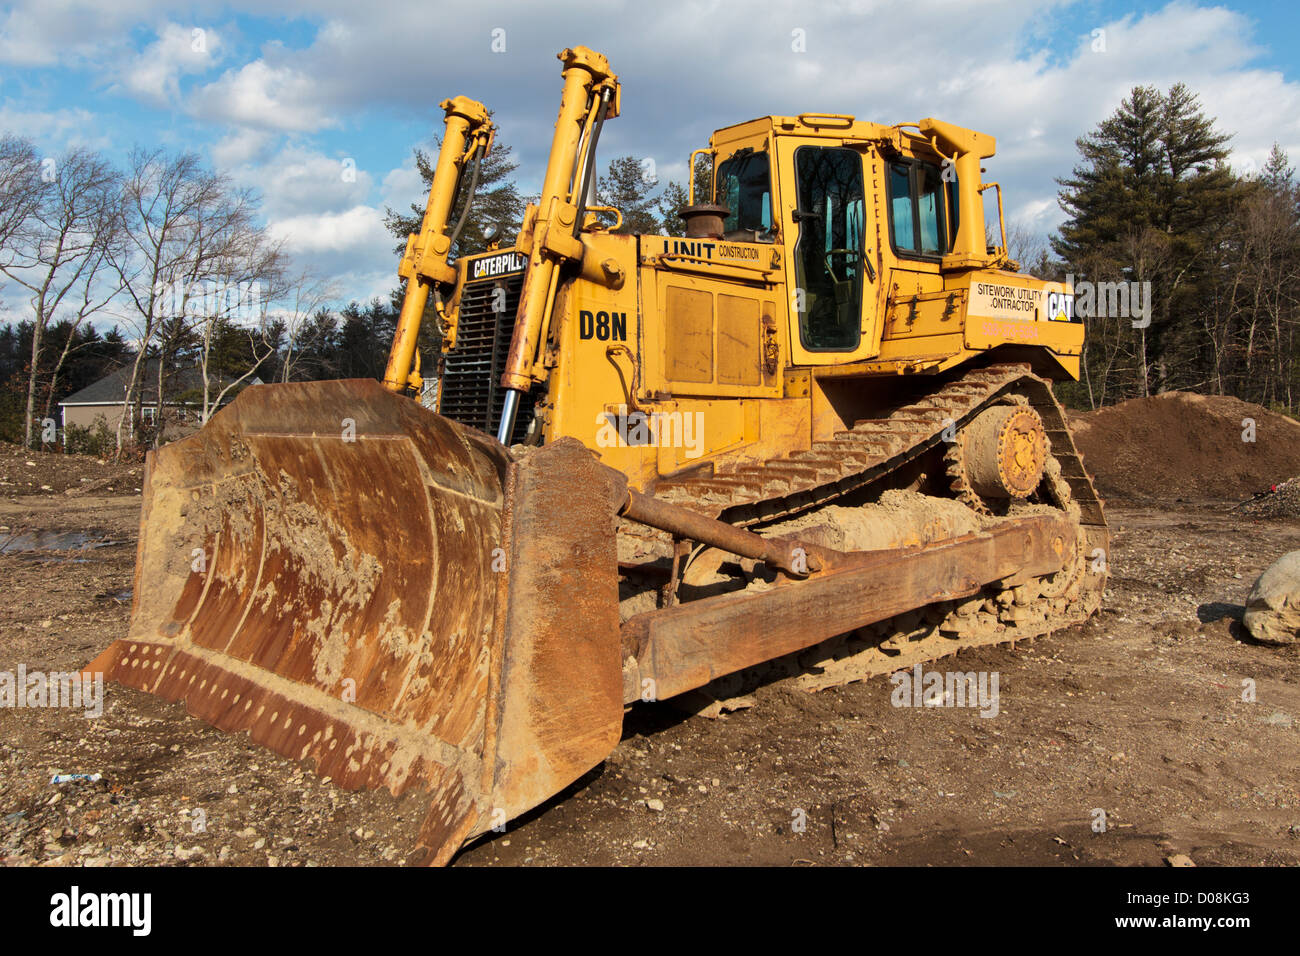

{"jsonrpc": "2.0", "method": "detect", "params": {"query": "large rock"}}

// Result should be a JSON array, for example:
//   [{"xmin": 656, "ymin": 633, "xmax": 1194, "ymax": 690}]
[{"xmin": 1243, "ymin": 552, "xmax": 1300, "ymax": 645}]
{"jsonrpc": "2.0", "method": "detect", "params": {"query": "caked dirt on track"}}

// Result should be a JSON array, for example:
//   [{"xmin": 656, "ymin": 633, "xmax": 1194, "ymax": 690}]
[{"xmin": 0, "ymin": 443, "xmax": 1298, "ymax": 866}]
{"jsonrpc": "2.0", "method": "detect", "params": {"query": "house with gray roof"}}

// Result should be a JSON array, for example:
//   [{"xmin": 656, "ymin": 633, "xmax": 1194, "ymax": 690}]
[{"xmin": 58, "ymin": 358, "xmax": 262, "ymax": 441}]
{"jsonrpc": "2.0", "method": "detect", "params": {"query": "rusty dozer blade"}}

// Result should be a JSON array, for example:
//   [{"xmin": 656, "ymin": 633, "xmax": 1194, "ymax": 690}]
[{"xmin": 85, "ymin": 379, "xmax": 627, "ymax": 865}]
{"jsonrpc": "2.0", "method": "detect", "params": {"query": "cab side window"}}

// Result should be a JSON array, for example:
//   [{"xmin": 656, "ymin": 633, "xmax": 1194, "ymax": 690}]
[
  {"xmin": 715, "ymin": 149, "xmax": 773, "ymax": 239},
  {"xmin": 890, "ymin": 164, "xmax": 914, "ymax": 252},
  {"xmin": 888, "ymin": 159, "xmax": 957, "ymax": 258}
]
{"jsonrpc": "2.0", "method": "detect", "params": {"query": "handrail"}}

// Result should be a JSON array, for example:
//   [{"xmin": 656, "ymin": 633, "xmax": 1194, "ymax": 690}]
[
  {"xmin": 797, "ymin": 113, "xmax": 855, "ymax": 129},
  {"xmin": 979, "ymin": 182, "xmax": 1007, "ymax": 254},
  {"xmin": 688, "ymin": 147, "xmax": 713, "ymax": 205},
  {"xmin": 652, "ymin": 250, "xmax": 778, "ymax": 277}
]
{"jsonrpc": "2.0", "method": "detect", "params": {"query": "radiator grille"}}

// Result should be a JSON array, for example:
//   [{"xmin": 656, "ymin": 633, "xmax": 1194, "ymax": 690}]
[{"xmin": 437, "ymin": 267, "xmax": 535, "ymax": 443}]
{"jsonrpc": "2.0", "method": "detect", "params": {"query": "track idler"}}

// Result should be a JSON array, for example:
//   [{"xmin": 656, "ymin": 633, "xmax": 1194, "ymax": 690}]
[{"xmin": 959, "ymin": 404, "xmax": 1048, "ymax": 500}]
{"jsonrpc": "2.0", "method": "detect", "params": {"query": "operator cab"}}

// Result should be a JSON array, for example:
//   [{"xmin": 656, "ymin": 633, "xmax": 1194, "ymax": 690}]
[{"xmin": 686, "ymin": 116, "xmax": 1011, "ymax": 365}]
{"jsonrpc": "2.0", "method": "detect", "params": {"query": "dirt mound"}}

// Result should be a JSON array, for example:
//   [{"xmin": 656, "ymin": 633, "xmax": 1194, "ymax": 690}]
[{"xmin": 1067, "ymin": 391, "xmax": 1300, "ymax": 501}]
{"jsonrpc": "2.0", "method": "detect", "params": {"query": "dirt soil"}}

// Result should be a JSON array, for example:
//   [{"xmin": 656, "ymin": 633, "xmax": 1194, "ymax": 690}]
[
  {"xmin": 1, "ymin": 442, "xmax": 1299, "ymax": 867},
  {"xmin": 0, "ymin": 444, "xmax": 144, "ymax": 498},
  {"xmin": 1069, "ymin": 392, "xmax": 1300, "ymax": 501}
]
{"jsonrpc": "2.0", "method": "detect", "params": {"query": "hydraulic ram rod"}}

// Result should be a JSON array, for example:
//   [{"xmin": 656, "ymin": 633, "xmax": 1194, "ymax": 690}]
[
  {"xmin": 496, "ymin": 46, "xmax": 618, "ymax": 443},
  {"xmin": 385, "ymin": 96, "xmax": 493, "ymax": 395}
]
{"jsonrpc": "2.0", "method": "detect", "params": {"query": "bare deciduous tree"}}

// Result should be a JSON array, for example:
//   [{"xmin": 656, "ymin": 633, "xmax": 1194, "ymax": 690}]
[
  {"xmin": 1005, "ymin": 220, "xmax": 1049, "ymax": 276},
  {"xmin": 0, "ymin": 135, "xmax": 44, "ymax": 255},
  {"xmin": 0, "ymin": 146, "xmax": 120, "ymax": 448},
  {"xmin": 42, "ymin": 231, "xmax": 125, "ymax": 424},
  {"xmin": 192, "ymin": 234, "xmax": 287, "ymax": 424},
  {"xmin": 276, "ymin": 269, "xmax": 340, "ymax": 384},
  {"xmin": 110, "ymin": 149, "xmax": 283, "ymax": 453},
  {"xmin": 157, "ymin": 180, "xmax": 286, "ymax": 433}
]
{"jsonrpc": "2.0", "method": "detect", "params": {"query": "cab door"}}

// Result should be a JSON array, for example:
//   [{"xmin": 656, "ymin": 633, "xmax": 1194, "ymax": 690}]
[{"xmin": 781, "ymin": 144, "xmax": 882, "ymax": 364}]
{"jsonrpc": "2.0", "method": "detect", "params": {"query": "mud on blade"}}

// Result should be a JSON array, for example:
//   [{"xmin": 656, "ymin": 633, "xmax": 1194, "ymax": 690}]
[{"xmin": 86, "ymin": 379, "xmax": 626, "ymax": 865}]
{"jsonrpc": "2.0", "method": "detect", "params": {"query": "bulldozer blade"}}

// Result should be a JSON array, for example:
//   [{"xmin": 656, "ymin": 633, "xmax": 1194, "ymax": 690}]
[{"xmin": 85, "ymin": 379, "xmax": 627, "ymax": 865}]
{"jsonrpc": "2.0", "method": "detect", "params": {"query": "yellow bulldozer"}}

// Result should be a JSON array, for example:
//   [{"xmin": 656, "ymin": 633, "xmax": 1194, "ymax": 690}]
[{"xmin": 87, "ymin": 46, "xmax": 1107, "ymax": 865}]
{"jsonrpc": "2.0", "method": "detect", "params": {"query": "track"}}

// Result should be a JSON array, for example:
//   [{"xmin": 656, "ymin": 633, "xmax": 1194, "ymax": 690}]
[{"xmin": 625, "ymin": 363, "xmax": 1109, "ymax": 695}]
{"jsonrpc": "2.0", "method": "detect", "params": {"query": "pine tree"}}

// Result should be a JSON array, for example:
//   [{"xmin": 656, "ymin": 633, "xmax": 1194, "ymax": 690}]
[
  {"xmin": 1261, "ymin": 142, "xmax": 1296, "ymax": 190},
  {"xmin": 385, "ymin": 130, "xmax": 525, "ymax": 259},
  {"xmin": 597, "ymin": 155, "xmax": 661, "ymax": 235},
  {"xmin": 1053, "ymin": 84, "xmax": 1235, "ymax": 399}
]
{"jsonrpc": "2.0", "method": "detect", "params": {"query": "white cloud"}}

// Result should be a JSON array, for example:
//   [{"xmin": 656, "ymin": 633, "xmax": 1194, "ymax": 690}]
[
  {"xmin": 118, "ymin": 22, "xmax": 224, "ymax": 107},
  {"xmin": 0, "ymin": 3, "xmax": 118, "ymax": 67},
  {"xmin": 241, "ymin": 144, "xmax": 373, "ymax": 219},
  {"xmin": 269, "ymin": 204, "xmax": 387, "ymax": 253},
  {"xmin": 202, "ymin": 0, "xmax": 1300, "ymax": 293},
  {"xmin": 0, "ymin": 104, "xmax": 110, "ymax": 150},
  {"xmin": 190, "ymin": 58, "xmax": 336, "ymax": 132},
  {"xmin": 0, "ymin": 1, "xmax": 218, "ymax": 69},
  {"xmin": 211, "ymin": 127, "xmax": 275, "ymax": 168},
  {"xmin": 257, "ymin": 139, "xmax": 429, "ymax": 298},
  {"xmin": 165, "ymin": 3, "xmax": 1295, "ymax": 226},
  {"xmin": 1011, "ymin": 197, "xmax": 1058, "ymax": 230},
  {"xmin": 266, "ymin": 202, "xmax": 398, "ymax": 305},
  {"xmin": 380, "ymin": 161, "xmax": 423, "ymax": 213},
  {"xmin": 201, "ymin": 137, "xmax": 423, "ymax": 303}
]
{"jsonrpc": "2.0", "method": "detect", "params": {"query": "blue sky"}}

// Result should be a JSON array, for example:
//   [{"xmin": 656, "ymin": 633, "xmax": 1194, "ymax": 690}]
[{"xmin": 2, "ymin": 0, "xmax": 1298, "ymax": 318}]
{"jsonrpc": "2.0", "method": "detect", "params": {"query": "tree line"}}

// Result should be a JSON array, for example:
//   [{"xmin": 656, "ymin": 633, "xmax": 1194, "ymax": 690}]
[{"xmin": 1030, "ymin": 84, "xmax": 1300, "ymax": 412}]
